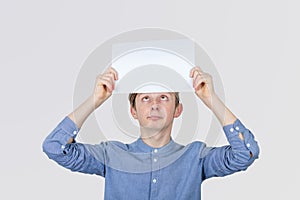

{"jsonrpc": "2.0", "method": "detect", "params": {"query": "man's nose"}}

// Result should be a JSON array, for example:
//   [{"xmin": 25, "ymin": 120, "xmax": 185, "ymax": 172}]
[{"xmin": 151, "ymin": 101, "xmax": 160, "ymax": 110}]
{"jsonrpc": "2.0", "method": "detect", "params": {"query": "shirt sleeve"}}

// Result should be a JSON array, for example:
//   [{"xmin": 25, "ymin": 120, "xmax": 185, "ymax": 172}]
[
  {"xmin": 201, "ymin": 119, "xmax": 260, "ymax": 180},
  {"xmin": 42, "ymin": 116, "xmax": 106, "ymax": 177}
]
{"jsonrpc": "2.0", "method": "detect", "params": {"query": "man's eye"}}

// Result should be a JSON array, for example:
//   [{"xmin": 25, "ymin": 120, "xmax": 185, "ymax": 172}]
[
  {"xmin": 142, "ymin": 96, "xmax": 150, "ymax": 102},
  {"xmin": 161, "ymin": 95, "xmax": 168, "ymax": 101}
]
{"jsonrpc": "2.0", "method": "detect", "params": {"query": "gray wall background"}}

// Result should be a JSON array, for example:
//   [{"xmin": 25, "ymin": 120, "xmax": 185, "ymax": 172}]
[{"xmin": 0, "ymin": 0, "xmax": 299, "ymax": 199}]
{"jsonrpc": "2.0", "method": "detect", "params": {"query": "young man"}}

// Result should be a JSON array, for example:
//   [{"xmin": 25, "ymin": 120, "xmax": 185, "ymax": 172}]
[{"xmin": 43, "ymin": 67, "xmax": 259, "ymax": 200}]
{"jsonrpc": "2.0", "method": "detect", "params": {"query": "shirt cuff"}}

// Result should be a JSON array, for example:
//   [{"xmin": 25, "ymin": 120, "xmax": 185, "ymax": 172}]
[
  {"xmin": 57, "ymin": 116, "xmax": 80, "ymax": 146},
  {"xmin": 223, "ymin": 119, "xmax": 259, "ymax": 159},
  {"xmin": 223, "ymin": 119, "xmax": 246, "ymax": 139}
]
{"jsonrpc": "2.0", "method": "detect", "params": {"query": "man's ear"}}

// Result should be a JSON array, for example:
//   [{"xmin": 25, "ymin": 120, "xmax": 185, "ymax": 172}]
[
  {"xmin": 174, "ymin": 103, "xmax": 183, "ymax": 118},
  {"xmin": 130, "ymin": 106, "xmax": 138, "ymax": 119}
]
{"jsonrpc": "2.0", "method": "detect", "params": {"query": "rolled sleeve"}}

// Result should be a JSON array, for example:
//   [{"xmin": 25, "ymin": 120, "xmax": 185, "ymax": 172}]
[
  {"xmin": 223, "ymin": 119, "xmax": 260, "ymax": 161},
  {"xmin": 42, "ymin": 117, "xmax": 79, "ymax": 155},
  {"xmin": 202, "ymin": 119, "xmax": 260, "ymax": 179},
  {"xmin": 42, "ymin": 117, "xmax": 105, "ymax": 176}
]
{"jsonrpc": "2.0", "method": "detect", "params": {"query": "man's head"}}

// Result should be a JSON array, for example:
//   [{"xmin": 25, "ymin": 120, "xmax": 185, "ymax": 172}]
[{"xmin": 128, "ymin": 92, "xmax": 182, "ymax": 137}]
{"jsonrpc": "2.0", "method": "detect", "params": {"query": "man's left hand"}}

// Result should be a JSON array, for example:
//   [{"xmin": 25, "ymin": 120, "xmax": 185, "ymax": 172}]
[{"xmin": 190, "ymin": 66, "xmax": 216, "ymax": 108}]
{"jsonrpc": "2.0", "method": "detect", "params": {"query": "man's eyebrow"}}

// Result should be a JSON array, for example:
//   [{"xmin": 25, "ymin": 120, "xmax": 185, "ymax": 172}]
[
  {"xmin": 162, "ymin": 93, "xmax": 173, "ymax": 97},
  {"xmin": 137, "ymin": 94, "xmax": 149, "ymax": 98}
]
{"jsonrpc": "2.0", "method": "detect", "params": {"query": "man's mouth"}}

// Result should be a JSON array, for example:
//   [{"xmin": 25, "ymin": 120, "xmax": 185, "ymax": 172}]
[{"xmin": 147, "ymin": 115, "xmax": 163, "ymax": 120}]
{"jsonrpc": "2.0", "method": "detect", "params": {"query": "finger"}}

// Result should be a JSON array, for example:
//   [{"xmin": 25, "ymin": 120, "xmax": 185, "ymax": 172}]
[
  {"xmin": 98, "ymin": 78, "xmax": 114, "ymax": 93},
  {"xmin": 106, "ymin": 67, "xmax": 118, "ymax": 80},
  {"xmin": 192, "ymin": 71, "xmax": 207, "ymax": 85},
  {"xmin": 190, "ymin": 66, "xmax": 204, "ymax": 77},
  {"xmin": 100, "ymin": 74, "xmax": 114, "ymax": 83},
  {"xmin": 99, "ymin": 75, "xmax": 115, "ymax": 90},
  {"xmin": 194, "ymin": 80, "xmax": 206, "ymax": 91},
  {"xmin": 104, "ymin": 70, "xmax": 117, "ymax": 82},
  {"xmin": 193, "ymin": 74, "xmax": 208, "ymax": 89},
  {"xmin": 190, "ymin": 67, "xmax": 197, "ymax": 78},
  {"xmin": 100, "ymin": 70, "xmax": 117, "ymax": 85},
  {"xmin": 97, "ymin": 73, "xmax": 115, "ymax": 90},
  {"xmin": 192, "ymin": 73, "xmax": 199, "ymax": 87},
  {"xmin": 109, "ymin": 67, "xmax": 119, "ymax": 80}
]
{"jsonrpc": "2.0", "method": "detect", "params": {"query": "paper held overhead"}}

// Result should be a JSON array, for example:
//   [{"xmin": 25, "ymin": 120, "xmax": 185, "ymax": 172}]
[{"xmin": 112, "ymin": 48, "xmax": 195, "ymax": 93}]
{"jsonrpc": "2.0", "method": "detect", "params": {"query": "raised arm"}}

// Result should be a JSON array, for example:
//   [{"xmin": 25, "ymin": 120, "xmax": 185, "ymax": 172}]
[
  {"xmin": 190, "ymin": 66, "xmax": 259, "ymax": 178},
  {"xmin": 69, "ymin": 68, "xmax": 118, "ymax": 128},
  {"xmin": 42, "ymin": 68, "xmax": 118, "ymax": 175},
  {"xmin": 67, "ymin": 68, "xmax": 118, "ymax": 143},
  {"xmin": 190, "ymin": 66, "xmax": 236, "ymax": 126}
]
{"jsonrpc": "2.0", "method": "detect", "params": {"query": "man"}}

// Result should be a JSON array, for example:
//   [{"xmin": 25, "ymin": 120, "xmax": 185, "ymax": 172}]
[{"xmin": 43, "ymin": 66, "xmax": 259, "ymax": 199}]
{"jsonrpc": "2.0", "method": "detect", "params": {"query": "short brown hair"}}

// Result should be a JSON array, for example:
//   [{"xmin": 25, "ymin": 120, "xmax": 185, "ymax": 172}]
[{"xmin": 129, "ymin": 92, "xmax": 180, "ymax": 109}]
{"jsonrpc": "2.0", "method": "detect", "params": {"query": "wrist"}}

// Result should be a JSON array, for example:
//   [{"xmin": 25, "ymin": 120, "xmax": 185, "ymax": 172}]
[
  {"xmin": 92, "ymin": 93, "xmax": 108, "ymax": 109},
  {"xmin": 201, "ymin": 93, "xmax": 218, "ymax": 110}
]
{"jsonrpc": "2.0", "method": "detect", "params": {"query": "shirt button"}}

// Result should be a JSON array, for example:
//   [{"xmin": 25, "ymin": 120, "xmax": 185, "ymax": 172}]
[
  {"xmin": 153, "ymin": 179, "xmax": 157, "ymax": 183},
  {"xmin": 73, "ymin": 130, "xmax": 77, "ymax": 135},
  {"xmin": 153, "ymin": 158, "xmax": 158, "ymax": 162},
  {"xmin": 230, "ymin": 128, "xmax": 234, "ymax": 133},
  {"xmin": 154, "ymin": 149, "xmax": 158, "ymax": 153},
  {"xmin": 246, "ymin": 143, "xmax": 251, "ymax": 148},
  {"xmin": 235, "ymin": 126, "xmax": 240, "ymax": 131}
]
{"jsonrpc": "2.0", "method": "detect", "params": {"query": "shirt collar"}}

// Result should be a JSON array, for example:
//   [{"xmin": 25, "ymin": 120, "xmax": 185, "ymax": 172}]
[{"xmin": 135, "ymin": 137, "xmax": 175, "ymax": 153}]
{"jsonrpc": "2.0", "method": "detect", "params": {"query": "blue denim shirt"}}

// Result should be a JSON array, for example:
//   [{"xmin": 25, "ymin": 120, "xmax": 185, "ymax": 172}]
[{"xmin": 43, "ymin": 117, "xmax": 259, "ymax": 200}]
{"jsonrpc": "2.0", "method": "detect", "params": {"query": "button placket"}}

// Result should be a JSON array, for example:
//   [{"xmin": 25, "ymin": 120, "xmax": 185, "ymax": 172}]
[
  {"xmin": 150, "ymin": 149, "xmax": 159, "ymax": 199},
  {"xmin": 152, "ymin": 149, "xmax": 160, "ymax": 171},
  {"xmin": 153, "ymin": 149, "xmax": 158, "ymax": 164}
]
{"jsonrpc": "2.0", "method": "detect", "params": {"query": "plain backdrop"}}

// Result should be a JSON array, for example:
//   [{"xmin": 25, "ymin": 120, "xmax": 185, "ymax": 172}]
[{"xmin": 0, "ymin": 0, "xmax": 299, "ymax": 199}]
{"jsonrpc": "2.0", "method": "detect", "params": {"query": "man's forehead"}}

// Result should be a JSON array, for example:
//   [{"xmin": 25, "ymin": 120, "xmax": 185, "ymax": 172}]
[{"xmin": 136, "ymin": 92, "xmax": 174, "ymax": 96}]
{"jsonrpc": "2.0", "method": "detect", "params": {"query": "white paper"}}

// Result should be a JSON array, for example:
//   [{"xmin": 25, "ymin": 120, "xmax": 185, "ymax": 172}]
[{"xmin": 112, "ymin": 47, "xmax": 195, "ymax": 93}]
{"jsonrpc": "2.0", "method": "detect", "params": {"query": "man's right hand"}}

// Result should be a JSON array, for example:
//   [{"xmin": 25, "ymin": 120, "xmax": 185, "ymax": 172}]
[
  {"xmin": 67, "ymin": 67, "xmax": 118, "ymax": 130},
  {"xmin": 93, "ymin": 67, "xmax": 118, "ymax": 108}
]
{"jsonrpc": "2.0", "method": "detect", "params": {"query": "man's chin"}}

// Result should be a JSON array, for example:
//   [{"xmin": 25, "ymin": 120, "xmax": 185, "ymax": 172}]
[{"xmin": 140, "ymin": 127, "xmax": 165, "ymax": 138}]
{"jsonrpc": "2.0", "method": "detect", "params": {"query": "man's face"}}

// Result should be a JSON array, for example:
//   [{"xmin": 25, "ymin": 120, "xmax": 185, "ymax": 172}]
[{"xmin": 130, "ymin": 93, "xmax": 182, "ymax": 137}]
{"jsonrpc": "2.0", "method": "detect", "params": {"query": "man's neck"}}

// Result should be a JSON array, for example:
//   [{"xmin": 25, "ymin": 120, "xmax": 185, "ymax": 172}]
[{"xmin": 140, "ymin": 130, "xmax": 171, "ymax": 148}]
